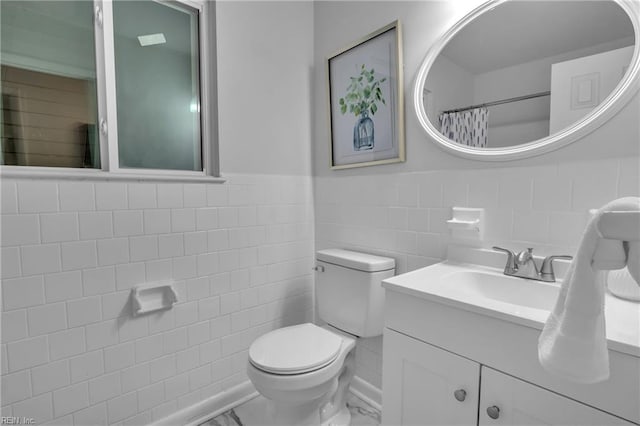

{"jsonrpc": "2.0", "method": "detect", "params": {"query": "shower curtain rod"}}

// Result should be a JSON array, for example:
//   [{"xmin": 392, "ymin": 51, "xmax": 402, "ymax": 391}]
[{"xmin": 441, "ymin": 91, "xmax": 551, "ymax": 114}]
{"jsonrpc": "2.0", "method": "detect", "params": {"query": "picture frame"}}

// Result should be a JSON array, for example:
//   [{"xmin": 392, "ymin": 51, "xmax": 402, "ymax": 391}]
[{"xmin": 327, "ymin": 20, "xmax": 405, "ymax": 170}]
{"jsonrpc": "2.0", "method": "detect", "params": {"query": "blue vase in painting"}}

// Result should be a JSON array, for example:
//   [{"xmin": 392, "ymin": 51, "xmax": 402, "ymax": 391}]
[{"xmin": 353, "ymin": 111, "xmax": 374, "ymax": 151}]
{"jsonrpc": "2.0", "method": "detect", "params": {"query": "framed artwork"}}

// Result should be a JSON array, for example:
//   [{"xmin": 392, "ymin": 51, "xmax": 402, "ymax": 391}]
[{"xmin": 327, "ymin": 20, "xmax": 405, "ymax": 170}]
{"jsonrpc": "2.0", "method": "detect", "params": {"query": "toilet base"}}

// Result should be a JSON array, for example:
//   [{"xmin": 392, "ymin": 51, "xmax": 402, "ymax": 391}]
[{"xmin": 320, "ymin": 405, "xmax": 350, "ymax": 426}]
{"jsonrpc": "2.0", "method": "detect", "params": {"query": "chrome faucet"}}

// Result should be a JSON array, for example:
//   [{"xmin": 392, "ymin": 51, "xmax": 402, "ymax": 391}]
[{"xmin": 492, "ymin": 246, "xmax": 572, "ymax": 282}]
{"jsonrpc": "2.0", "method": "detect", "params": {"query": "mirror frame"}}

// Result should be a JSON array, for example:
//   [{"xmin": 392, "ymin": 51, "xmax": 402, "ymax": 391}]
[{"xmin": 414, "ymin": 0, "xmax": 640, "ymax": 161}]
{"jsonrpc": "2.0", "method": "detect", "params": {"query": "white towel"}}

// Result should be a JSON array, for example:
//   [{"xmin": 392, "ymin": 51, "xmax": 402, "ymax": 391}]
[
  {"xmin": 538, "ymin": 197, "xmax": 640, "ymax": 383},
  {"xmin": 607, "ymin": 267, "xmax": 640, "ymax": 302}
]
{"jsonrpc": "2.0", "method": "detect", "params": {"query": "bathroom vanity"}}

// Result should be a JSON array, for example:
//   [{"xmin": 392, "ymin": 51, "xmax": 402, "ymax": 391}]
[{"xmin": 381, "ymin": 247, "xmax": 640, "ymax": 425}]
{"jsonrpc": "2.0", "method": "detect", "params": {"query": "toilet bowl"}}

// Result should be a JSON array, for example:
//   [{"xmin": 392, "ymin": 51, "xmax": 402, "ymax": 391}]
[
  {"xmin": 247, "ymin": 323, "xmax": 356, "ymax": 426},
  {"xmin": 246, "ymin": 249, "xmax": 395, "ymax": 425}
]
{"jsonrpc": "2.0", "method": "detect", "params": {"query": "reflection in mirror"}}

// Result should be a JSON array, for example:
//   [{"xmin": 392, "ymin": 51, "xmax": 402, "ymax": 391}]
[{"xmin": 423, "ymin": 0, "xmax": 635, "ymax": 149}]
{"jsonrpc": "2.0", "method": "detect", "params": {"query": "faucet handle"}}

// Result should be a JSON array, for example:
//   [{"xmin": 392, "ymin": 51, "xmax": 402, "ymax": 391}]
[
  {"xmin": 493, "ymin": 246, "xmax": 516, "ymax": 272},
  {"xmin": 540, "ymin": 255, "xmax": 573, "ymax": 281}
]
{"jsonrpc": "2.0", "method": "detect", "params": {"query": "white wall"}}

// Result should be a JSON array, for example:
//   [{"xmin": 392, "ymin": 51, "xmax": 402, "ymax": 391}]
[
  {"xmin": 0, "ymin": 2, "xmax": 315, "ymax": 424},
  {"xmin": 313, "ymin": 0, "xmax": 640, "ymax": 397}
]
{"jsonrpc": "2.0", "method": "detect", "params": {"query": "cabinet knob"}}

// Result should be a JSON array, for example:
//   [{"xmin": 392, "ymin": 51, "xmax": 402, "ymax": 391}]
[
  {"xmin": 486, "ymin": 405, "xmax": 500, "ymax": 420},
  {"xmin": 453, "ymin": 389, "xmax": 466, "ymax": 402}
]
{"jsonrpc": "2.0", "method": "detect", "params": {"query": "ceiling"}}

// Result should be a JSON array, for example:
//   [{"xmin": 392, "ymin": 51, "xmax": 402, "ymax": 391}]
[{"xmin": 441, "ymin": 0, "xmax": 635, "ymax": 74}]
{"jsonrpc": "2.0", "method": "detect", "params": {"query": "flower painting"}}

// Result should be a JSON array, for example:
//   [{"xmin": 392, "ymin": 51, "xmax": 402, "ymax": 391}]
[{"xmin": 328, "ymin": 21, "xmax": 404, "ymax": 169}]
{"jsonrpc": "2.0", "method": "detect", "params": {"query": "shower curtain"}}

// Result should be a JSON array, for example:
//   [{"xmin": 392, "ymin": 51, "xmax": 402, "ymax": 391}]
[{"xmin": 439, "ymin": 107, "xmax": 489, "ymax": 147}]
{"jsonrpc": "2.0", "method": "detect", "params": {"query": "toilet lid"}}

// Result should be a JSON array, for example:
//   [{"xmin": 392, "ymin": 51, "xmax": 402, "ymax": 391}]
[{"xmin": 249, "ymin": 323, "xmax": 343, "ymax": 375}]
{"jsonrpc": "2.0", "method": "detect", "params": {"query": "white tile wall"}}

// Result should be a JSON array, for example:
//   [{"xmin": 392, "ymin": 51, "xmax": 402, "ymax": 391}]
[
  {"xmin": 1, "ymin": 175, "xmax": 314, "ymax": 425},
  {"xmin": 315, "ymin": 157, "xmax": 640, "ymax": 390}
]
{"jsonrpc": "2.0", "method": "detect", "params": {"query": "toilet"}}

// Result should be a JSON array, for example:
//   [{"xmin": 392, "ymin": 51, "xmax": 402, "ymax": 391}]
[{"xmin": 247, "ymin": 249, "xmax": 395, "ymax": 426}]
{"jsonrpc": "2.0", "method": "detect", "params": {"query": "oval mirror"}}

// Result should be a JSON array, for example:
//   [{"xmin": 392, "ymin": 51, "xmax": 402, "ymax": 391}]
[{"xmin": 414, "ymin": 0, "xmax": 640, "ymax": 161}]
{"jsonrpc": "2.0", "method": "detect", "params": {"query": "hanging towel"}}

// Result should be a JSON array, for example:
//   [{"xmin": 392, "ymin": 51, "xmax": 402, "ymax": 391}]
[{"xmin": 538, "ymin": 197, "xmax": 640, "ymax": 383}]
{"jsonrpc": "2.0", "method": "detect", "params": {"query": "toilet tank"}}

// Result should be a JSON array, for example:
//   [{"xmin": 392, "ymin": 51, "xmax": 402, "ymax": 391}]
[{"xmin": 315, "ymin": 249, "xmax": 395, "ymax": 338}]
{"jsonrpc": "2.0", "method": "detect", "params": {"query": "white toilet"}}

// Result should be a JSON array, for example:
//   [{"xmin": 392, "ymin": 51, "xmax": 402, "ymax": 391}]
[{"xmin": 247, "ymin": 249, "xmax": 395, "ymax": 426}]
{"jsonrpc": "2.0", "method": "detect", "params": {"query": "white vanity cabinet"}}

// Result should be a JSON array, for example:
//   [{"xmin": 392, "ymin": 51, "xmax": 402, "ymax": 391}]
[
  {"xmin": 383, "ymin": 328, "xmax": 635, "ymax": 426},
  {"xmin": 381, "ymin": 284, "xmax": 640, "ymax": 426},
  {"xmin": 383, "ymin": 328, "xmax": 480, "ymax": 425}
]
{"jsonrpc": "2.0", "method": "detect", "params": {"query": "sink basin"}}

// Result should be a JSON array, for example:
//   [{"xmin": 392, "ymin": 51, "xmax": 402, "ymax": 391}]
[{"xmin": 441, "ymin": 270, "xmax": 559, "ymax": 312}]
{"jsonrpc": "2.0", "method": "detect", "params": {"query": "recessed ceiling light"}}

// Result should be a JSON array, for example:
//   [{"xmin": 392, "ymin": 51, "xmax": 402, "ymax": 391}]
[{"xmin": 137, "ymin": 33, "xmax": 166, "ymax": 47}]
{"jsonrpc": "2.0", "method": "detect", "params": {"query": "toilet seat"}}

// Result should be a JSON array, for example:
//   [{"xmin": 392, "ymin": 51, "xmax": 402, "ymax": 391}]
[{"xmin": 249, "ymin": 323, "xmax": 343, "ymax": 375}]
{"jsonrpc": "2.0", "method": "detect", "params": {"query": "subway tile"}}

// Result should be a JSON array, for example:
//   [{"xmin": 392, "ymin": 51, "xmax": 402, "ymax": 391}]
[
  {"xmin": 618, "ymin": 157, "xmax": 640, "ymax": 197},
  {"xmin": 116, "ymin": 263, "xmax": 146, "ymax": 291},
  {"xmin": 158, "ymin": 234, "xmax": 184, "ymax": 258},
  {"xmin": 61, "ymin": 240, "xmax": 97, "ymax": 271},
  {"xmin": 123, "ymin": 411, "xmax": 151, "ymax": 426},
  {"xmin": 184, "ymin": 184, "xmax": 207, "ymax": 207},
  {"xmin": 176, "ymin": 347, "xmax": 199, "ymax": 373},
  {"xmin": 188, "ymin": 364, "xmax": 211, "ymax": 391},
  {"xmin": 52, "ymin": 382, "xmax": 89, "ymax": 418},
  {"xmin": 196, "ymin": 208, "xmax": 218, "ymax": 230},
  {"xmin": 130, "ymin": 235, "xmax": 159, "ymax": 262},
  {"xmin": 83, "ymin": 266, "xmax": 116, "ymax": 295},
  {"xmin": 12, "ymin": 393, "xmax": 53, "ymax": 424},
  {"xmin": 41, "ymin": 212, "xmax": 79, "ymax": 243},
  {"xmin": 184, "ymin": 231, "xmax": 208, "ymax": 255},
  {"xmin": 7, "ymin": 336, "xmax": 49, "ymax": 372},
  {"xmin": 17, "ymin": 181, "xmax": 58, "ymax": 213},
  {"xmin": 163, "ymin": 328, "xmax": 188, "ymax": 354},
  {"xmin": 31, "ymin": 359, "xmax": 70, "ymax": 395},
  {"xmin": 418, "ymin": 179, "xmax": 443, "ymax": 208},
  {"xmin": 85, "ymin": 319, "xmax": 119, "ymax": 351},
  {"xmin": 1, "ymin": 246, "xmax": 21, "ymax": 279},
  {"xmin": 102, "ymin": 291, "xmax": 130, "ymax": 320},
  {"xmin": 498, "ymin": 175, "xmax": 533, "ymax": 209},
  {"xmin": 188, "ymin": 321, "xmax": 210, "ymax": 346},
  {"xmin": 73, "ymin": 403, "xmax": 108, "ymax": 426},
  {"xmin": 135, "ymin": 334, "xmax": 163, "ymax": 362},
  {"xmin": 171, "ymin": 208, "xmax": 196, "ymax": 232},
  {"xmin": 104, "ymin": 342, "xmax": 135, "ymax": 373},
  {"xmin": 513, "ymin": 210, "xmax": 549, "ymax": 244},
  {"xmin": 67, "ymin": 296, "xmax": 102, "ymax": 327},
  {"xmin": 21, "ymin": 244, "xmax": 61, "ymax": 276},
  {"xmin": 163, "ymin": 374, "xmax": 189, "ymax": 401},
  {"xmin": 2, "ymin": 310, "xmax": 28, "ymax": 342},
  {"xmin": 114, "ymin": 210, "xmax": 144, "ymax": 237},
  {"xmin": 1, "ymin": 214, "xmax": 40, "ymax": 246},
  {"xmin": 1, "ymin": 180, "xmax": 18, "ymax": 214},
  {"xmin": 70, "ymin": 350, "xmax": 104, "ymax": 383},
  {"xmin": 1, "ymin": 370, "xmax": 32, "ymax": 404},
  {"xmin": 1, "ymin": 344, "xmax": 7, "ymax": 375},
  {"xmin": 95, "ymin": 182, "xmax": 128, "ymax": 210},
  {"xmin": 218, "ymin": 208, "xmax": 238, "ymax": 228},
  {"xmin": 157, "ymin": 184, "xmax": 184, "ymax": 208},
  {"xmin": 208, "ymin": 229, "xmax": 229, "ymax": 251},
  {"xmin": 3, "ymin": 275, "xmax": 45, "ymax": 310},
  {"xmin": 49, "ymin": 328, "xmax": 85, "ymax": 360},
  {"xmin": 146, "ymin": 259, "xmax": 173, "ymax": 282},
  {"xmin": 89, "ymin": 372, "xmax": 122, "ymax": 404},
  {"xmin": 137, "ymin": 382, "xmax": 165, "ymax": 411},
  {"xmin": 27, "ymin": 302, "xmax": 67, "ymax": 336},
  {"xmin": 143, "ymin": 209, "xmax": 171, "ymax": 234},
  {"xmin": 128, "ymin": 183, "xmax": 157, "ymax": 209},
  {"xmin": 121, "ymin": 364, "xmax": 150, "ymax": 393},
  {"xmin": 119, "ymin": 316, "xmax": 149, "ymax": 343},
  {"xmin": 149, "ymin": 354, "xmax": 176, "ymax": 383},
  {"xmin": 79, "ymin": 211, "xmax": 113, "ymax": 240},
  {"xmin": 533, "ymin": 172, "xmax": 572, "ymax": 211},
  {"xmin": 172, "ymin": 256, "xmax": 197, "ymax": 280},
  {"xmin": 44, "ymin": 271, "xmax": 83, "ymax": 303},
  {"xmin": 147, "ymin": 310, "xmax": 175, "ymax": 335},
  {"xmin": 206, "ymin": 184, "xmax": 228, "ymax": 206},
  {"xmin": 97, "ymin": 238, "xmax": 130, "ymax": 266},
  {"xmin": 107, "ymin": 392, "xmax": 138, "ymax": 423},
  {"xmin": 59, "ymin": 182, "xmax": 95, "ymax": 212}
]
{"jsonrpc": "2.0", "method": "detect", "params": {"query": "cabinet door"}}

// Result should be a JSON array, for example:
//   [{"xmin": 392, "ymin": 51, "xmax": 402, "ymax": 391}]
[
  {"xmin": 479, "ymin": 367, "xmax": 635, "ymax": 426},
  {"xmin": 382, "ymin": 328, "xmax": 480, "ymax": 426}
]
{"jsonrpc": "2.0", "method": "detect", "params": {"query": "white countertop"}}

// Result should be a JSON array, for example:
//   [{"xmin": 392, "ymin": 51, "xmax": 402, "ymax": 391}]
[{"xmin": 382, "ymin": 258, "xmax": 640, "ymax": 358}]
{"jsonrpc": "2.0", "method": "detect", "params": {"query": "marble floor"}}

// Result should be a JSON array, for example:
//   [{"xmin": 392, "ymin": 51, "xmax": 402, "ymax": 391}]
[{"xmin": 199, "ymin": 393, "xmax": 380, "ymax": 426}]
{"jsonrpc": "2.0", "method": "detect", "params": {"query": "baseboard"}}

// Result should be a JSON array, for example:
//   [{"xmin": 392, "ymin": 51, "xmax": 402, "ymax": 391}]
[
  {"xmin": 151, "ymin": 381, "xmax": 258, "ymax": 426},
  {"xmin": 349, "ymin": 375, "xmax": 382, "ymax": 412}
]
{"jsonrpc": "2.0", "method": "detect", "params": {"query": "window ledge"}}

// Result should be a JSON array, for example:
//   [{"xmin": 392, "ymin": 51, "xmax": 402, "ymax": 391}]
[{"xmin": 0, "ymin": 166, "xmax": 226, "ymax": 183}]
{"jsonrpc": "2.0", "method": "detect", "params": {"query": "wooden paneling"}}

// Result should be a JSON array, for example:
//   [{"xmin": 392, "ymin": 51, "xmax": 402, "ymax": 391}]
[{"xmin": 1, "ymin": 65, "xmax": 98, "ymax": 168}]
